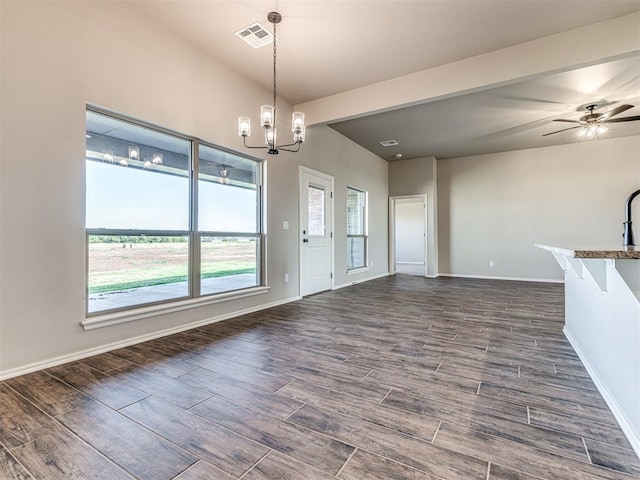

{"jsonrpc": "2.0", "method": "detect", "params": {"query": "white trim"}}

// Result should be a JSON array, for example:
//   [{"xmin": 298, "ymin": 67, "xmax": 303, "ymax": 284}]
[
  {"xmin": 438, "ymin": 273, "xmax": 564, "ymax": 284},
  {"xmin": 564, "ymin": 327, "xmax": 640, "ymax": 460},
  {"xmin": 347, "ymin": 267, "xmax": 370, "ymax": 276},
  {"xmin": 396, "ymin": 261, "xmax": 425, "ymax": 265},
  {"xmin": 389, "ymin": 195, "xmax": 428, "ymax": 276},
  {"xmin": 82, "ymin": 286, "xmax": 270, "ymax": 330},
  {"xmin": 333, "ymin": 272, "xmax": 389, "ymax": 290},
  {"xmin": 0, "ymin": 295, "xmax": 301, "ymax": 382}
]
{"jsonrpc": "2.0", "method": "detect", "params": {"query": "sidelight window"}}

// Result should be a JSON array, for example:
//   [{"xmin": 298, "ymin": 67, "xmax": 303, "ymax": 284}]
[{"xmin": 347, "ymin": 186, "xmax": 368, "ymax": 270}]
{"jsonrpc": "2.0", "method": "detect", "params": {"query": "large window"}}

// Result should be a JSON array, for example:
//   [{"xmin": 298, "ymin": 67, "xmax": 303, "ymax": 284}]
[
  {"xmin": 347, "ymin": 187, "xmax": 368, "ymax": 270},
  {"xmin": 86, "ymin": 108, "xmax": 263, "ymax": 315}
]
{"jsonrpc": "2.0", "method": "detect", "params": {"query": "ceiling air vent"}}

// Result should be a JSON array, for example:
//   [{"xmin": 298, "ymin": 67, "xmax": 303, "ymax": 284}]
[
  {"xmin": 379, "ymin": 140, "xmax": 399, "ymax": 147},
  {"xmin": 235, "ymin": 22, "xmax": 274, "ymax": 49}
]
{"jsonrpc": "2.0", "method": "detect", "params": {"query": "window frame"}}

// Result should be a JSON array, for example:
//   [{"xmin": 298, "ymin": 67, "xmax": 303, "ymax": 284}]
[
  {"xmin": 84, "ymin": 105, "xmax": 265, "ymax": 319},
  {"xmin": 346, "ymin": 186, "xmax": 368, "ymax": 272}
]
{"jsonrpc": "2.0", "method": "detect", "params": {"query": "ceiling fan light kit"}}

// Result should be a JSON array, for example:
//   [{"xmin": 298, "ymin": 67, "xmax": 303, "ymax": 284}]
[
  {"xmin": 543, "ymin": 103, "xmax": 639, "ymax": 139},
  {"xmin": 238, "ymin": 12, "xmax": 306, "ymax": 155}
]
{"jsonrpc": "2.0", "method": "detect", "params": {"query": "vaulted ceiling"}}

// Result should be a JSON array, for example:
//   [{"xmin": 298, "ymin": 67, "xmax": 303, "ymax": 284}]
[{"xmin": 125, "ymin": 1, "xmax": 640, "ymax": 160}]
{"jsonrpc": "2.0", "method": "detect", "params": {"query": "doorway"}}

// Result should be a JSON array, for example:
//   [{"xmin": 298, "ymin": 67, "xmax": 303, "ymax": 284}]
[
  {"xmin": 299, "ymin": 167, "xmax": 334, "ymax": 296},
  {"xmin": 389, "ymin": 196, "xmax": 427, "ymax": 276}
]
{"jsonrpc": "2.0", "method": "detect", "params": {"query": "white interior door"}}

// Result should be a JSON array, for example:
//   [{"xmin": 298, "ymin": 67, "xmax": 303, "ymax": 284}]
[{"xmin": 300, "ymin": 168, "xmax": 333, "ymax": 296}]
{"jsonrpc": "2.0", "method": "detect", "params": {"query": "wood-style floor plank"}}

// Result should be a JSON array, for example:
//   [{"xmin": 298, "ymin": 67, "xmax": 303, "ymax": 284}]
[
  {"xmin": 120, "ymin": 396, "xmax": 269, "ymax": 477},
  {"xmin": 0, "ymin": 384, "xmax": 59, "ymax": 449},
  {"xmin": 433, "ymin": 422, "xmax": 637, "ymax": 480},
  {"xmin": 277, "ymin": 379, "xmax": 439, "ymax": 442},
  {"xmin": 337, "ymin": 449, "xmax": 442, "ymax": 480},
  {"xmin": 584, "ymin": 438, "xmax": 640, "ymax": 476},
  {"xmin": 487, "ymin": 463, "xmax": 545, "ymax": 480},
  {"xmin": 56, "ymin": 399, "xmax": 198, "ymax": 480},
  {"xmin": 111, "ymin": 344, "xmax": 198, "ymax": 378},
  {"xmin": 243, "ymin": 451, "xmax": 337, "ymax": 480},
  {"xmin": 191, "ymin": 395, "xmax": 355, "ymax": 475},
  {"xmin": 176, "ymin": 367, "xmax": 303, "ymax": 418},
  {"xmin": 45, "ymin": 362, "xmax": 148, "ymax": 410},
  {"xmin": 10, "ymin": 429, "xmax": 133, "ymax": 480},
  {"xmin": 0, "ymin": 447, "xmax": 33, "ymax": 480},
  {"xmin": 4, "ymin": 371, "xmax": 92, "ymax": 417},
  {"xmin": 288, "ymin": 403, "xmax": 488, "ymax": 480},
  {"xmin": 108, "ymin": 364, "xmax": 213, "ymax": 409},
  {"xmin": 172, "ymin": 460, "xmax": 235, "ymax": 480}
]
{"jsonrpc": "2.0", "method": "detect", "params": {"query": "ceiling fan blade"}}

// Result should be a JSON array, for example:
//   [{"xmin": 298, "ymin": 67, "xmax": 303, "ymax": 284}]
[
  {"xmin": 542, "ymin": 126, "xmax": 581, "ymax": 137},
  {"xmin": 603, "ymin": 115, "xmax": 640, "ymax": 123},
  {"xmin": 599, "ymin": 104, "xmax": 634, "ymax": 120},
  {"xmin": 553, "ymin": 119, "xmax": 581, "ymax": 124}
]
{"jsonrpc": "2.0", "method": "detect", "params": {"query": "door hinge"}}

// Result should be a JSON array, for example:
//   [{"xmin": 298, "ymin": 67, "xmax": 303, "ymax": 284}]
[
  {"xmin": 331, "ymin": 191, "xmax": 333, "ymax": 198},
  {"xmin": 331, "ymin": 232, "xmax": 333, "ymax": 238},
  {"xmin": 331, "ymin": 272, "xmax": 333, "ymax": 279}
]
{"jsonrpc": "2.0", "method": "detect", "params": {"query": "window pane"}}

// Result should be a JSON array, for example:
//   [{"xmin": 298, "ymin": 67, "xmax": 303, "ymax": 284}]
[
  {"xmin": 308, "ymin": 186, "xmax": 325, "ymax": 236},
  {"xmin": 88, "ymin": 235, "xmax": 189, "ymax": 313},
  {"xmin": 347, "ymin": 188, "xmax": 365, "ymax": 235},
  {"xmin": 347, "ymin": 236, "xmax": 366, "ymax": 269},
  {"xmin": 86, "ymin": 111, "xmax": 191, "ymax": 230},
  {"xmin": 200, "ymin": 236, "xmax": 259, "ymax": 295},
  {"xmin": 199, "ymin": 145, "xmax": 259, "ymax": 233}
]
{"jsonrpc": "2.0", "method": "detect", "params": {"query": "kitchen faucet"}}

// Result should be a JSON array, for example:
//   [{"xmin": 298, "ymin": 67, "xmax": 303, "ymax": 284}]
[{"xmin": 623, "ymin": 189, "xmax": 640, "ymax": 248}]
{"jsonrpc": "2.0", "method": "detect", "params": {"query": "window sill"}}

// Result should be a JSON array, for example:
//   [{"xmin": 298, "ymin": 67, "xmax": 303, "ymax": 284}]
[
  {"xmin": 81, "ymin": 286, "xmax": 270, "ymax": 331},
  {"xmin": 347, "ymin": 267, "xmax": 370, "ymax": 275}
]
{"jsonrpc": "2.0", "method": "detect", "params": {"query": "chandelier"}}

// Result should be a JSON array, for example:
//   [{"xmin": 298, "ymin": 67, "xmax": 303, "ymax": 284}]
[{"xmin": 238, "ymin": 12, "xmax": 306, "ymax": 155}]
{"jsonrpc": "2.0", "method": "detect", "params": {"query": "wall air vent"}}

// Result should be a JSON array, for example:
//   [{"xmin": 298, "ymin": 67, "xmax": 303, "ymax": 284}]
[
  {"xmin": 235, "ymin": 22, "xmax": 274, "ymax": 49},
  {"xmin": 379, "ymin": 140, "xmax": 399, "ymax": 147}
]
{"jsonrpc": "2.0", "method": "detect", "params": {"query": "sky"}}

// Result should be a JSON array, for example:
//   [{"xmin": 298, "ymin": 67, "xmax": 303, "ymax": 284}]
[{"xmin": 86, "ymin": 161, "xmax": 257, "ymax": 233}]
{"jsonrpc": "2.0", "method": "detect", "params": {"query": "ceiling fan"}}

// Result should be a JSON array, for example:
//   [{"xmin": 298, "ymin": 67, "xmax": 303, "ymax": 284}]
[{"xmin": 543, "ymin": 103, "xmax": 640, "ymax": 138}]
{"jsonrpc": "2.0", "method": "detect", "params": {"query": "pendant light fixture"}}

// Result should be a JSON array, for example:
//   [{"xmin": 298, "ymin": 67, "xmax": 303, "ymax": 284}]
[{"xmin": 238, "ymin": 12, "xmax": 306, "ymax": 155}]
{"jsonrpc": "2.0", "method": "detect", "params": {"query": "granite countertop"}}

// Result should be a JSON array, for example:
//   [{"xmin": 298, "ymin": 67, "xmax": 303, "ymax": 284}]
[{"xmin": 535, "ymin": 243, "xmax": 640, "ymax": 259}]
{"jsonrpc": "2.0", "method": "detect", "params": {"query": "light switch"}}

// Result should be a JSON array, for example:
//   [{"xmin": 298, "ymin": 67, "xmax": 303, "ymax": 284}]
[{"xmin": 283, "ymin": 221, "xmax": 289, "ymax": 230}]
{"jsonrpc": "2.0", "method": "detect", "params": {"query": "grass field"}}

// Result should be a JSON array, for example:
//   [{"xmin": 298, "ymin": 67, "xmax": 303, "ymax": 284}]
[{"xmin": 88, "ymin": 240, "xmax": 257, "ymax": 293}]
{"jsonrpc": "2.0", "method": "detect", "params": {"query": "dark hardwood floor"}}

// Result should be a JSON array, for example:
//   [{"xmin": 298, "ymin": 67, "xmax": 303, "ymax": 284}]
[{"xmin": 1, "ymin": 275, "xmax": 639, "ymax": 479}]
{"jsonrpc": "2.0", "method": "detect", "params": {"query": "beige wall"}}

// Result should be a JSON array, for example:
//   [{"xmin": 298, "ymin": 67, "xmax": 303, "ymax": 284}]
[
  {"xmin": 297, "ymin": 127, "xmax": 389, "ymax": 287},
  {"xmin": 438, "ymin": 135, "xmax": 640, "ymax": 281},
  {"xmin": 0, "ymin": 2, "xmax": 388, "ymax": 375},
  {"xmin": 389, "ymin": 157, "xmax": 439, "ymax": 276}
]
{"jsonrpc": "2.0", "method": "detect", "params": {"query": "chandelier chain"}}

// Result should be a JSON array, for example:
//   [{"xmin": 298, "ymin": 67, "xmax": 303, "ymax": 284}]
[{"xmin": 272, "ymin": 20, "xmax": 277, "ymax": 127}]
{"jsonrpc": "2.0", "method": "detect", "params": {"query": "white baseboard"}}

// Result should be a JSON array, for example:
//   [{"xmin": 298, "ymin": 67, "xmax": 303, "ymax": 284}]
[
  {"xmin": 438, "ymin": 273, "xmax": 564, "ymax": 284},
  {"xmin": 0, "ymin": 295, "xmax": 302, "ymax": 381},
  {"xmin": 333, "ymin": 272, "xmax": 390, "ymax": 290},
  {"xmin": 564, "ymin": 327, "xmax": 640, "ymax": 460}
]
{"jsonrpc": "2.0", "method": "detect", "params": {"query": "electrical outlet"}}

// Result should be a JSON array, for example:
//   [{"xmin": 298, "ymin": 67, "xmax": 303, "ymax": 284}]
[
  {"xmin": 284, "ymin": 273, "xmax": 289, "ymax": 283},
  {"xmin": 489, "ymin": 261, "xmax": 494, "ymax": 268},
  {"xmin": 370, "ymin": 260, "xmax": 374, "ymax": 267}
]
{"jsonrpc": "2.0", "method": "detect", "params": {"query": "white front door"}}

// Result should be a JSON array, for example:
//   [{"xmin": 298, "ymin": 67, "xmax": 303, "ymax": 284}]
[{"xmin": 300, "ymin": 167, "xmax": 333, "ymax": 296}]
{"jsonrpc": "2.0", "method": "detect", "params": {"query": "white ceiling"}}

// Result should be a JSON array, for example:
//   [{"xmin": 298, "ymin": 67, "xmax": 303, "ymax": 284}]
[{"xmin": 125, "ymin": 0, "xmax": 640, "ymax": 159}]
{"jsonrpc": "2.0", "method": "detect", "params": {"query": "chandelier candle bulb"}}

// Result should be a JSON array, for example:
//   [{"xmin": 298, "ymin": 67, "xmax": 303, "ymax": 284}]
[
  {"xmin": 238, "ymin": 117, "xmax": 251, "ymax": 137},
  {"xmin": 261, "ymin": 105, "xmax": 274, "ymax": 128},
  {"xmin": 265, "ymin": 128, "xmax": 276, "ymax": 146},
  {"xmin": 292, "ymin": 112, "xmax": 305, "ymax": 134}
]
